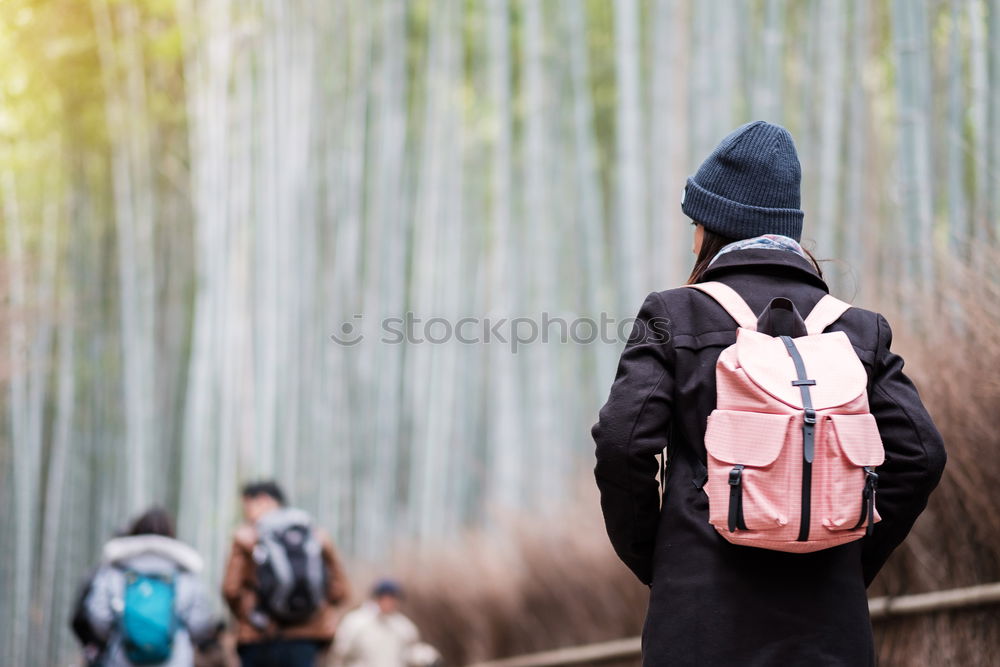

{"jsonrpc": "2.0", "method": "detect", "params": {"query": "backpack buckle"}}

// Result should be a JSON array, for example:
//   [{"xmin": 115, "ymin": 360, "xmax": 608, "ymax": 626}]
[
  {"xmin": 803, "ymin": 408, "xmax": 816, "ymax": 425},
  {"xmin": 728, "ymin": 465, "xmax": 744, "ymax": 486},
  {"xmin": 864, "ymin": 467, "xmax": 878, "ymax": 490}
]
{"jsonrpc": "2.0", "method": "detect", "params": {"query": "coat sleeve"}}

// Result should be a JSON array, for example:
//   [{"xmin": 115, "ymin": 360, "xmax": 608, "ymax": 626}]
[
  {"xmin": 83, "ymin": 566, "xmax": 119, "ymax": 640},
  {"xmin": 178, "ymin": 574, "xmax": 220, "ymax": 644},
  {"xmin": 863, "ymin": 313, "xmax": 947, "ymax": 586},
  {"xmin": 221, "ymin": 532, "xmax": 252, "ymax": 620},
  {"xmin": 397, "ymin": 614, "xmax": 420, "ymax": 649},
  {"xmin": 321, "ymin": 533, "xmax": 351, "ymax": 605},
  {"xmin": 331, "ymin": 608, "xmax": 366, "ymax": 664},
  {"xmin": 592, "ymin": 292, "xmax": 674, "ymax": 585}
]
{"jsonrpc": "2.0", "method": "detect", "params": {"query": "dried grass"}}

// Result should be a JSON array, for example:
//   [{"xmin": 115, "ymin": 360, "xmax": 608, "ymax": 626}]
[
  {"xmin": 385, "ymin": 494, "xmax": 645, "ymax": 665},
  {"xmin": 865, "ymin": 258, "xmax": 1000, "ymax": 666},
  {"xmin": 390, "ymin": 259, "xmax": 1000, "ymax": 666}
]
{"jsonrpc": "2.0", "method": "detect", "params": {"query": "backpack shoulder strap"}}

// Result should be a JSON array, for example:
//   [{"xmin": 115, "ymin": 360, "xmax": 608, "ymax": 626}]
[
  {"xmin": 685, "ymin": 281, "xmax": 757, "ymax": 330},
  {"xmin": 804, "ymin": 294, "xmax": 852, "ymax": 334}
]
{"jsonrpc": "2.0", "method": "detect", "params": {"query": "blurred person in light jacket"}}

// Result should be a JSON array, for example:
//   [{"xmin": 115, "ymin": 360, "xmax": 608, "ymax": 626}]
[
  {"xmin": 82, "ymin": 507, "xmax": 220, "ymax": 667},
  {"xmin": 333, "ymin": 580, "xmax": 441, "ymax": 667}
]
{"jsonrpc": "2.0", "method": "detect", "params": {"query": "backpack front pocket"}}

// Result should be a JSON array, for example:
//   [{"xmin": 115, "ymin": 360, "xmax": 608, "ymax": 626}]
[
  {"xmin": 704, "ymin": 410, "xmax": 796, "ymax": 533},
  {"xmin": 819, "ymin": 413, "xmax": 885, "ymax": 532}
]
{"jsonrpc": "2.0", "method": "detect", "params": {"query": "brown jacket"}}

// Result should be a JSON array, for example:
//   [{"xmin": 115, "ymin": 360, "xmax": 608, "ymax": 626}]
[{"xmin": 222, "ymin": 519, "xmax": 351, "ymax": 645}]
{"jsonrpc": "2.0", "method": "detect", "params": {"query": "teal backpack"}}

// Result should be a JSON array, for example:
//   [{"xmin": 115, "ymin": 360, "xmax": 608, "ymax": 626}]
[{"xmin": 119, "ymin": 570, "xmax": 177, "ymax": 664}]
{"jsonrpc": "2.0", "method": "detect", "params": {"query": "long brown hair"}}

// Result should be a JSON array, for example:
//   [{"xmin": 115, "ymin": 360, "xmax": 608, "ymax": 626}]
[
  {"xmin": 128, "ymin": 507, "xmax": 176, "ymax": 538},
  {"xmin": 685, "ymin": 225, "xmax": 823, "ymax": 284}
]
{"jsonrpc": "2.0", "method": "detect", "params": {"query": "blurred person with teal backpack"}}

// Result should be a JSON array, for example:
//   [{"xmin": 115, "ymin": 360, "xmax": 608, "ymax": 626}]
[{"xmin": 82, "ymin": 508, "xmax": 220, "ymax": 666}]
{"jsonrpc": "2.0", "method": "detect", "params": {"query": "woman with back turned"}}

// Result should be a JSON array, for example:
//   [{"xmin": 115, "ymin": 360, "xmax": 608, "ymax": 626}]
[
  {"xmin": 81, "ymin": 507, "xmax": 219, "ymax": 666},
  {"xmin": 592, "ymin": 121, "xmax": 946, "ymax": 666}
]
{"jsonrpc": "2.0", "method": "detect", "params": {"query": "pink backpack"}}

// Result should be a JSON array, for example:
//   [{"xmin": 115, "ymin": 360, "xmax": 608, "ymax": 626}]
[{"xmin": 688, "ymin": 281, "xmax": 884, "ymax": 553}]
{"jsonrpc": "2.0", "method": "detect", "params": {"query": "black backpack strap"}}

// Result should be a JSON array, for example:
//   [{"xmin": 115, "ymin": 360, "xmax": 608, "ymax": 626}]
[{"xmin": 691, "ymin": 457, "xmax": 708, "ymax": 490}]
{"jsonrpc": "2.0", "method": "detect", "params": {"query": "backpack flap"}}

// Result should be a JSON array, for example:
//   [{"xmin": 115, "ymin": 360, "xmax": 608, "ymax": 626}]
[
  {"xmin": 704, "ymin": 410, "xmax": 794, "ymax": 467},
  {"xmin": 735, "ymin": 329, "xmax": 867, "ymax": 411},
  {"xmin": 821, "ymin": 413, "xmax": 885, "ymax": 534},
  {"xmin": 827, "ymin": 413, "xmax": 885, "ymax": 466}
]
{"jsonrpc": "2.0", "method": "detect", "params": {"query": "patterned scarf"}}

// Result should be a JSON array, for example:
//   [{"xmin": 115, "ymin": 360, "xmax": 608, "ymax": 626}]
[{"xmin": 709, "ymin": 234, "xmax": 809, "ymax": 266}]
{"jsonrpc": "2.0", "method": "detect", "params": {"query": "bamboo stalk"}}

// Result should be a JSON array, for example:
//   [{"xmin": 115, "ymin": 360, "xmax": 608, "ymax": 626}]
[
  {"xmin": 967, "ymin": 0, "xmax": 988, "ymax": 248},
  {"xmin": 891, "ymin": 0, "xmax": 936, "ymax": 300},
  {"xmin": 486, "ymin": 0, "xmax": 524, "ymax": 514},
  {"xmin": 613, "ymin": 0, "xmax": 647, "ymax": 305},
  {"xmin": 947, "ymin": 0, "xmax": 969, "ymax": 261},
  {"xmin": 91, "ymin": 0, "xmax": 158, "ymax": 510},
  {"xmin": 648, "ymin": 0, "xmax": 679, "ymax": 287},
  {"xmin": 844, "ymin": 0, "xmax": 871, "ymax": 302},
  {"xmin": 2, "ymin": 166, "xmax": 30, "ymax": 667},
  {"xmin": 815, "ymin": 0, "xmax": 846, "ymax": 287},
  {"xmin": 755, "ymin": 0, "xmax": 785, "ymax": 122},
  {"xmin": 987, "ymin": 0, "xmax": 1000, "ymax": 241},
  {"xmin": 37, "ymin": 288, "xmax": 75, "ymax": 666},
  {"xmin": 522, "ymin": 0, "xmax": 562, "ymax": 507}
]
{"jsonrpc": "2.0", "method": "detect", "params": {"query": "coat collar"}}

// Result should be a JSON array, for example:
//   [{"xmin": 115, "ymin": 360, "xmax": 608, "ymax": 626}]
[
  {"xmin": 102, "ymin": 534, "xmax": 204, "ymax": 573},
  {"xmin": 701, "ymin": 248, "xmax": 829, "ymax": 292}
]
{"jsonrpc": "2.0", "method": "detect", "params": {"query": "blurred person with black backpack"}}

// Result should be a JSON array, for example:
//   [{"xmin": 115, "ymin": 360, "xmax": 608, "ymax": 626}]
[
  {"xmin": 77, "ymin": 507, "xmax": 220, "ymax": 667},
  {"xmin": 223, "ymin": 480, "xmax": 351, "ymax": 667}
]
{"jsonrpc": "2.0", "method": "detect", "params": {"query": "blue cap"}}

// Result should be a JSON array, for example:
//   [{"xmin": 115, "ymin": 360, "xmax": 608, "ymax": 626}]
[{"xmin": 372, "ymin": 578, "xmax": 404, "ymax": 598}]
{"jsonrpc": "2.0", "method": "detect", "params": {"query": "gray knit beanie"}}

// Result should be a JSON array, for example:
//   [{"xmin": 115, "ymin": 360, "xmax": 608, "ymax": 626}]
[{"xmin": 681, "ymin": 121, "xmax": 804, "ymax": 241}]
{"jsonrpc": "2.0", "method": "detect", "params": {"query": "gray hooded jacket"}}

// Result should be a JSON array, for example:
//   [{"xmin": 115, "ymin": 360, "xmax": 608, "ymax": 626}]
[{"xmin": 85, "ymin": 535, "xmax": 218, "ymax": 667}]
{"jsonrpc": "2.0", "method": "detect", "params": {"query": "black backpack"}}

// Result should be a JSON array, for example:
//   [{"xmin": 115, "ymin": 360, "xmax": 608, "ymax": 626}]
[
  {"xmin": 70, "ymin": 570, "xmax": 107, "ymax": 665},
  {"xmin": 252, "ymin": 509, "xmax": 328, "ymax": 626}
]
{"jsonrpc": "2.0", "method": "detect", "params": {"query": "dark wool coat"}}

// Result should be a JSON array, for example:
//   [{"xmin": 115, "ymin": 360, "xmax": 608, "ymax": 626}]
[{"xmin": 593, "ymin": 249, "xmax": 946, "ymax": 667}]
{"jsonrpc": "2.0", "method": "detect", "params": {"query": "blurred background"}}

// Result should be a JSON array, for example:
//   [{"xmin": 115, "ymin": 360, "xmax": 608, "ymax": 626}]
[{"xmin": 1, "ymin": 0, "xmax": 999, "ymax": 665}]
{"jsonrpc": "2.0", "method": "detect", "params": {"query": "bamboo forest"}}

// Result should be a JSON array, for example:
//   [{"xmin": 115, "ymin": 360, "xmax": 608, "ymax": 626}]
[{"xmin": 2, "ymin": 0, "xmax": 999, "ymax": 665}]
